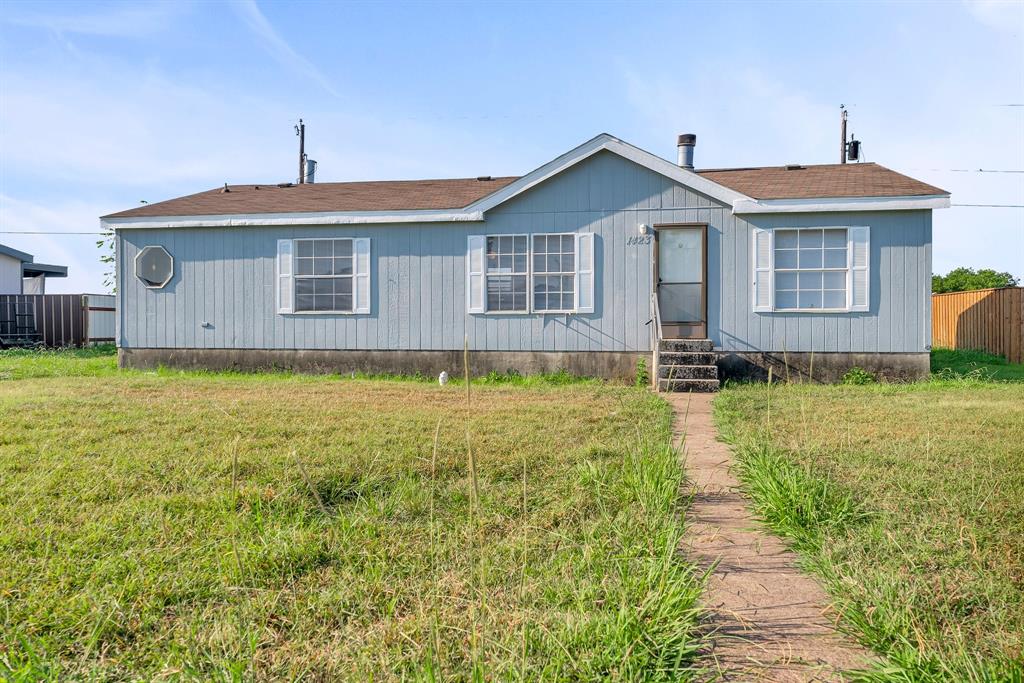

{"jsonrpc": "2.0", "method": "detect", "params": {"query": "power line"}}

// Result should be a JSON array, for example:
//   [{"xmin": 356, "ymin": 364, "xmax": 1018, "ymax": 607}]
[
  {"xmin": 0, "ymin": 231, "xmax": 108, "ymax": 234},
  {"xmin": 911, "ymin": 168, "xmax": 1024, "ymax": 174}
]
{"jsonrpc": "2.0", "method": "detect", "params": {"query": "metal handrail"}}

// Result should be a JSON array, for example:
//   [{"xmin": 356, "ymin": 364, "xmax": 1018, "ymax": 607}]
[{"xmin": 650, "ymin": 291, "xmax": 662, "ymax": 390}]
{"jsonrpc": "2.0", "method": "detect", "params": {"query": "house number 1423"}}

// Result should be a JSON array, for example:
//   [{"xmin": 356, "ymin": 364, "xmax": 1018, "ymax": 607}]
[{"xmin": 627, "ymin": 235, "xmax": 652, "ymax": 246}]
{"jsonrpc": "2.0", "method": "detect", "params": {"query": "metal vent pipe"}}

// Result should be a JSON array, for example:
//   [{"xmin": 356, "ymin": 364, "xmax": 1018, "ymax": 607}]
[{"xmin": 677, "ymin": 134, "xmax": 696, "ymax": 170}]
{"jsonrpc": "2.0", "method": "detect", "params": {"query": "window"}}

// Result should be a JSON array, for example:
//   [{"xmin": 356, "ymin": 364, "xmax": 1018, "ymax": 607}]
[
  {"xmin": 532, "ymin": 234, "xmax": 575, "ymax": 312},
  {"xmin": 135, "ymin": 245, "xmax": 173, "ymax": 288},
  {"xmin": 773, "ymin": 228, "xmax": 848, "ymax": 310},
  {"xmin": 294, "ymin": 238, "xmax": 354, "ymax": 312},
  {"xmin": 277, "ymin": 237, "xmax": 370, "ymax": 315},
  {"xmin": 467, "ymin": 233, "xmax": 594, "ymax": 315},
  {"xmin": 485, "ymin": 235, "xmax": 528, "ymax": 312}
]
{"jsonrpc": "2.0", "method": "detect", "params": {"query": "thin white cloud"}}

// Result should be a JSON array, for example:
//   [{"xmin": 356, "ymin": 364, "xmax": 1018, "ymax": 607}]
[
  {"xmin": 963, "ymin": 0, "xmax": 1024, "ymax": 35},
  {"xmin": 229, "ymin": 0, "xmax": 339, "ymax": 98},
  {"xmin": 1, "ymin": 2, "xmax": 187, "ymax": 38},
  {"xmin": 620, "ymin": 66, "xmax": 835, "ymax": 167}
]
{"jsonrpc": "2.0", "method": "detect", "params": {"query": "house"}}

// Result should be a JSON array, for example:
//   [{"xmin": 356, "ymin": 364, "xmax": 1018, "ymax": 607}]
[
  {"xmin": 0, "ymin": 243, "xmax": 69, "ymax": 295},
  {"xmin": 102, "ymin": 133, "xmax": 949, "ymax": 388}
]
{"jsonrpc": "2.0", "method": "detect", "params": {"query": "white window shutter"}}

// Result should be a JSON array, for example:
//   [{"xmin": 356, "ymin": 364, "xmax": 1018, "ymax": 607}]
[
  {"xmin": 276, "ymin": 239, "xmax": 293, "ymax": 314},
  {"xmin": 576, "ymin": 232, "xmax": 595, "ymax": 313},
  {"xmin": 752, "ymin": 228, "xmax": 773, "ymax": 312},
  {"xmin": 849, "ymin": 226, "xmax": 870, "ymax": 311},
  {"xmin": 353, "ymin": 238, "xmax": 371, "ymax": 314},
  {"xmin": 466, "ymin": 235, "xmax": 486, "ymax": 313}
]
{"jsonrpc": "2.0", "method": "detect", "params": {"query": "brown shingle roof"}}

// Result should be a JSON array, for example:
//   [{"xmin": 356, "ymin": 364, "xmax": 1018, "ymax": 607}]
[
  {"xmin": 104, "ymin": 161, "xmax": 947, "ymax": 220},
  {"xmin": 103, "ymin": 176, "xmax": 520, "ymax": 219},
  {"xmin": 696, "ymin": 162, "xmax": 947, "ymax": 200}
]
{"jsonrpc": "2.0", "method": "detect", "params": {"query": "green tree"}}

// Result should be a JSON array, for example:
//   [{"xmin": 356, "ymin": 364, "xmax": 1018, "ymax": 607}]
[
  {"xmin": 96, "ymin": 230, "xmax": 116, "ymax": 293},
  {"xmin": 932, "ymin": 267, "xmax": 1019, "ymax": 294}
]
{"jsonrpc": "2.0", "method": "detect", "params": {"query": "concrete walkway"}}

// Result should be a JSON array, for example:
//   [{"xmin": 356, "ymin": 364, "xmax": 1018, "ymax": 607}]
[{"xmin": 667, "ymin": 393, "xmax": 875, "ymax": 681}]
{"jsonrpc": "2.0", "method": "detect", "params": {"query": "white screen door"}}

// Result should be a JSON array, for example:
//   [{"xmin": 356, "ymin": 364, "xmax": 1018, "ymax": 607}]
[{"xmin": 657, "ymin": 226, "xmax": 706, "ymax": 338}]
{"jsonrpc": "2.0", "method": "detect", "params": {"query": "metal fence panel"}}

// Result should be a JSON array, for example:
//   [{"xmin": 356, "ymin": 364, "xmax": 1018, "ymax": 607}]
[{"xmin": 0, "ymin": 294, "xmax": 87, "ymax": 347}]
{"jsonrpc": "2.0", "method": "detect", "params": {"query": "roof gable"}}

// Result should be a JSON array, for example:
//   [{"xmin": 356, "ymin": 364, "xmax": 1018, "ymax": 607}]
[{"xmin": 469, "ymin": 134, "xmax": 748, "ymax": 214}]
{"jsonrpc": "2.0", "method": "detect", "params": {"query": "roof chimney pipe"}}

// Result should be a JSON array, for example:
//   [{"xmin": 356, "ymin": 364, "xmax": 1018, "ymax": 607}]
[{"xmin": 677, "ymin": 133, "xmax": 696, "ymax": 170}]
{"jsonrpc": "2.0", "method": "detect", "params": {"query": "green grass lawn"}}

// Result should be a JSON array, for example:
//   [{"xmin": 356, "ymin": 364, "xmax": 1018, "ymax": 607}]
[
  {"xmin": 930, "ymin": 347, "xmax": 1024, "ymax": 382},
  {"xmin": 0, "ymin": 344, "xmax": 120, "ymax": 380},
  {"xmin": 0, "ymin": 348, "xmax": 704, "ymax": 681},
  {"xmin": 715, "ymin": 378, "xmax": 1024, "ymax": 681}
]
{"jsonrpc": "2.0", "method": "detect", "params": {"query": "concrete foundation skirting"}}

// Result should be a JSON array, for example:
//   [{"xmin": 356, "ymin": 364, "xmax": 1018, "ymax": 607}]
[
  {"xmin": 716, "ymin": 351, "xmax": 930, "ymax": 382},
  {"xmin": 118, "ymin": 348, "xmax": 644, "ymax": 381}
]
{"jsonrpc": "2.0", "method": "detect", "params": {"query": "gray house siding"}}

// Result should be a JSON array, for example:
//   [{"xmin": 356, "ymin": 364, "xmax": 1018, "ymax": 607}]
[
  {"xmin": 117, "ymin": 151, "xmax": 723, "ymax": 352},
  {"xmin": 116, "ymin": 151, "xmax": 932, "ymax": 356},
  {"xmin": 0, "ymin": 253, "xmax": 23, "ymax": 294},
  {"xmin": 723, "ymin": 210, "xmax": 932, "ymax": 353}
]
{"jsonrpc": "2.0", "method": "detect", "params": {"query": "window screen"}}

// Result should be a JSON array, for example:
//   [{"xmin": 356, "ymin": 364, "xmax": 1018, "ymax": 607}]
[
  {"xmin": 294, "ymin": 238, "xmax": 354, "ymax": 312},
  {"xmin": 773, "ymin": 228, "xmax": 848, "ymax": 310},
  {"xmin": 532, "ymin": 234, "xmax": 575, "ymax": 311},
  {"xmin": 485, "ymin": 235, "xmax": 528, "ymax": 312}
]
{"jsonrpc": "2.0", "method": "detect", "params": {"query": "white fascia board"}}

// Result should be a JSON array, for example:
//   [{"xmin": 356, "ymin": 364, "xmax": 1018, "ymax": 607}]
[
  {"xmin": 466, "ymin": 133, "xmax": 750, "ymax": 213},
  {"xmin": 733, "ymin": 194, "xmax": 951, "ymax": 214},
  {"xmin": 102, "ymin": 208, "xmax": 484, "ymax": 230}
]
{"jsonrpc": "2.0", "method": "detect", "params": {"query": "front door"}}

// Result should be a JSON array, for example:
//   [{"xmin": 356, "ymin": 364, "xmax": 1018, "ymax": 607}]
[{"xmin": 656, "ymin": 225, "xmax": 707, "ymax": 339}]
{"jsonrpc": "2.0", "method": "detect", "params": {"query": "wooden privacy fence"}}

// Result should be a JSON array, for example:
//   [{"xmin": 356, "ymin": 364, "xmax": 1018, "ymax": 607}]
[
  {"xmin": 0, "ymin": 294, "xmax": 115, "ymax": 348},
  {"xmin": 932, "ymin": 287, "xmax": 1023, "ymax": 363}
]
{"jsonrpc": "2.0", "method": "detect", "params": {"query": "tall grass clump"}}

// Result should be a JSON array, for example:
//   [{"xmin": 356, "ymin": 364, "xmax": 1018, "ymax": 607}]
[
  {"xmin": 730, "ymin": 440, "xmax": 869, "ymax": 551},
  {"xmin": 534, "ymin": 433, "xmax": 706, "ymax": 681}
]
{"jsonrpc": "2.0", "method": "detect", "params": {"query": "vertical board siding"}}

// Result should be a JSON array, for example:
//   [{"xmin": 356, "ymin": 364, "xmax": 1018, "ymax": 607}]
[
  {"xmin": 118, "ymin": 151, "xmax": 932, "ymax": 355},
  {"xmin": 724, "ymin": 210, "xmax": 932, "ymax": 353},
  {"xmin": 0, "ymin": 253, "xmax": 23, "ymax": 294},
  {"xmin": 932, "ymin": 287, "xmax": 1023, "ymax": 363}
]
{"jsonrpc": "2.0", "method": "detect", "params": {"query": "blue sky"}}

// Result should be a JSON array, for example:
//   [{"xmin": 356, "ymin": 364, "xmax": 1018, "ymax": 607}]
[{"xmin": 1, "ymin": 0, "xmax": 1021, "ymax": 293}]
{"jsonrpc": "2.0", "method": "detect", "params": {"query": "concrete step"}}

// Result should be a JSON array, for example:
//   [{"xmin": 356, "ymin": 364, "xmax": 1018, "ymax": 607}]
[
  {"xmin": 658, "ymin": 364, "xmax": 719, "ymax": 380},
  {"xmin": 658, "ymin": 377, "xmax": 720, "ymax": 393},
  {"xmin": 658, "ymin": 351, "xmax": 717, "ymax": 366},
  {"xmin": 660, "ymin": 338, "xmax": 713, "ymax": 353}
]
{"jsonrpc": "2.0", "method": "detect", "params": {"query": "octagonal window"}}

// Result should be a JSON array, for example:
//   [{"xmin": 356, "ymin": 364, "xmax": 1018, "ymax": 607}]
[{"xmin": 135, "ymin": 245, "xmax": 174, "ymax": 288}]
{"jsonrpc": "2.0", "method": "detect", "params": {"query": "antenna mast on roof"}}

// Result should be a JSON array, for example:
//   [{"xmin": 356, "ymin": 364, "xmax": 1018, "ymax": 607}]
[
  {"xmin": 840, "ymin": 106, "xmax": 847, "ymax": 164},
  {"xmin": 295, "ymin": 119, "xmax": 306, "ymax": 183},
  {"xmin": 839, "ymin": 106, "xmax": 862, "ymax": 163}
]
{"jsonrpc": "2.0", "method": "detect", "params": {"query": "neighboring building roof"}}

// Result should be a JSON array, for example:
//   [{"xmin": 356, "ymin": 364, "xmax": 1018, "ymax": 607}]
[
  {"xmin": 0, "ymin": 243, "xmax": 68, "ymax": 278},
  {"xmin": 101, "ymin": 133, "xmax": 950, "ymax": 227},
  {"xmin": 103, "ymin": 177, "xmax": 520, "ymax": 219},
  {"xmin": 0, "ymin": 243, "xmax": 33, "ymax": 262},
  {"xmin": 23, "ymin": 263, "xmax": 68, "ymax": 278},
  {"xmin": 696, "ymin": 162, "xmax": 947, "ymax": 200}
]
